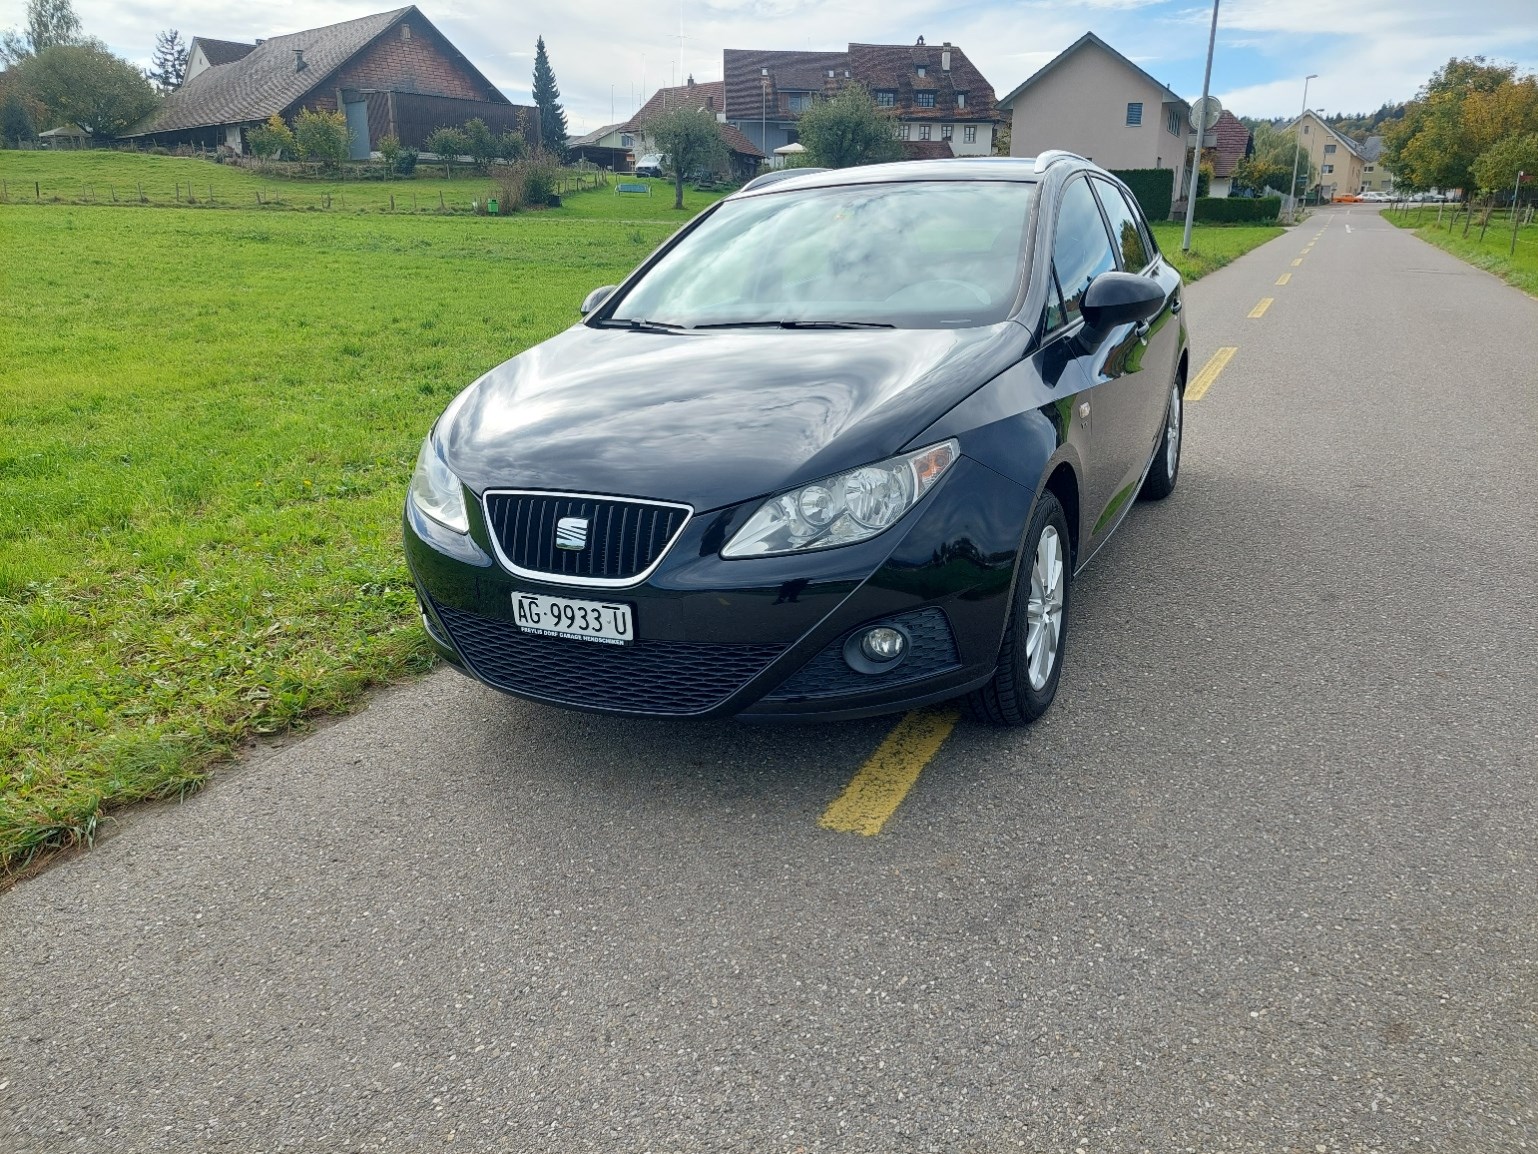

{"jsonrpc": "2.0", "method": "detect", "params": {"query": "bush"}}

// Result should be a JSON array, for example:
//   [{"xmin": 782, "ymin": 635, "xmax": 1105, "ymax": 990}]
[
  {"xmin": 378, "ymin": 132, "xmax": 401, "ymax": 175},
  {"xmin": 1193, "ymin": 196, "xmax": 1282, "ymax": 223},
  {"xmin": 425, "ymin": 125, "xmax": 468, "ymax": 176},
  {"xmin": 490, "ymin": 156, "xmax": 564, "ymax": 211},
  {"xmin": 394, "ymin": 147, "xmax": 418, "ymax": 176},
  {"xmin": 293, "ymin": 107, "xmax": 349, "ymax": 170},
  {"xmin": 248, "ymin": 113, "xmax": 295, "ymax": 163},
  {"xmin": 491, "ymin": 163, "xmax": 524, "ymax": 212},
  {"xmin": 1110, "ymin": 167, "xmax": 1175, "ymax": 221}
]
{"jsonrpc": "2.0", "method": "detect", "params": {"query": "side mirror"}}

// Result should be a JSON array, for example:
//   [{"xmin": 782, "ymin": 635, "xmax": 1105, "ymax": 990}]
[
  {"xmin": 580, "ymin": 285, "xmax": 619, "ymax": 316},
  {"xmin": 1080, "ymin": 272, "xmax": 1165, "ymax": 333}
]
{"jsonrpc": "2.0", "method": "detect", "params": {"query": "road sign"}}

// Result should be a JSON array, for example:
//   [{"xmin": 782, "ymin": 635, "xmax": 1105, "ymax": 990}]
[{"xmin": 1190, "ymin": 95, "xmax": 1222, "ymax": 133}]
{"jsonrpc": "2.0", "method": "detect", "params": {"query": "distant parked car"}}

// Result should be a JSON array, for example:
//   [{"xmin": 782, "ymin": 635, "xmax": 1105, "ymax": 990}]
[
  {"xmin": 634, "ymin": 154, "xmax": 664, "ymax": 178},
  {"xmin": 405, "ymin": 154, "xmax": 1189, "ymax": 724}
]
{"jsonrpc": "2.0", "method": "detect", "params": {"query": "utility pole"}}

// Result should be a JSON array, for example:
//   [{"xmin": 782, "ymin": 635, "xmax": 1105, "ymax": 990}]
[{"xmin": 1181, "ymin": 0, "xmax": 1220, "ymax": 252}]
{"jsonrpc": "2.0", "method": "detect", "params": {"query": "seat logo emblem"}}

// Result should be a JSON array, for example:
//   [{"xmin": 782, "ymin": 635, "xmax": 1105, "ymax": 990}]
[{"xmin": 555, "ymin": 516, "xmax": 589, "ymax": 551}]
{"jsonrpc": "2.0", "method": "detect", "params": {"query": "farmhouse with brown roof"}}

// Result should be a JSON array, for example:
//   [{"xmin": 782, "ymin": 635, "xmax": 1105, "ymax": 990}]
[
  {"xmin": 723, "ymin": 37, "xmax": 1000, "ymax": 160},
  {"xmin": 569, "ymin": 76, "xmax": 764, "ymax": 180},
  {"xmin": 124, "ymin": 7, "xmax": 536, "ymax": 158}
]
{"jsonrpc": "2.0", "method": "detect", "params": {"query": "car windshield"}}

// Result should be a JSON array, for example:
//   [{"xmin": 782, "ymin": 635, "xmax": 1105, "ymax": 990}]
[{"xmin": 608, "ymin": 180, "xmax": 1034, "ymax": 330}]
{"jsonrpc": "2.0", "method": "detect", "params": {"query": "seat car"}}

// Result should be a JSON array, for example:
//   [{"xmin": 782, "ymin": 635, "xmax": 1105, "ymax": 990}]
[{"xmin": 405, "ymin": 154, "xmax": 1188, "ymax": 724}]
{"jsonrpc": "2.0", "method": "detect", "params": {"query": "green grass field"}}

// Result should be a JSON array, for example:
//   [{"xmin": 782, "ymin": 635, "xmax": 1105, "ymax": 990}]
[
  {"xmin": 0, "ymin": 154, "xmax": 1282, "ymax": 876},
  {"xmin": 1151, "ymin": 221, "xmax": 1285, "ymax": 282},
  {"xmin": 0, "ymin": 150, "xmax": 723, "ymax": 217},
  {"xmin": 1381, "ymin": 202, "xmax": 1538, "ymax": 296}
]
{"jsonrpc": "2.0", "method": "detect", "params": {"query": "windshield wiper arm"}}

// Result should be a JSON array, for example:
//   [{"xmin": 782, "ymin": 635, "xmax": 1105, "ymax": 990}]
[
  {"xmin": 595, "ymin": 317, "xmax": 686, "ymax": 333},
  {"xmin": 691, "ymin": 320, "xmax": 895, "ymax": 330}
]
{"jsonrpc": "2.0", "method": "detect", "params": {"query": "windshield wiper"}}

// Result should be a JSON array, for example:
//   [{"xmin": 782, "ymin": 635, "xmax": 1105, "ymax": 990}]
[
  {"xmin": 595, "ymin": 317, "xmax": 686, "ymax": 333},
  {"xmin": 692, "ymin": 320, "xmax": 895, "ymax": 330}
]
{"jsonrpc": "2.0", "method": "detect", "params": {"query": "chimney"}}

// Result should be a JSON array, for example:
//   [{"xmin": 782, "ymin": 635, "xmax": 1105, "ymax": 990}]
[
  {"xmin": 254, "ymin": 38, "xmax": 265, "ymax": 45},
  {"xmin": 941, "ymin": 46, "xmax": 951, "ymax": 71},
  {"xmin": 687, "ymin": 74, "xmax": 695, "ymax": 87},
  {"xmin": 294, "ymin": 48, "xmax": 307, "ymax": 71}
]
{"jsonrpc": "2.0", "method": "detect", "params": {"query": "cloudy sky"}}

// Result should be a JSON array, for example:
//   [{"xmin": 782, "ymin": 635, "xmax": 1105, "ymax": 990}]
[{"xmin": 8, "ymin": 0, "xmax": 1536, "ymax": 132}]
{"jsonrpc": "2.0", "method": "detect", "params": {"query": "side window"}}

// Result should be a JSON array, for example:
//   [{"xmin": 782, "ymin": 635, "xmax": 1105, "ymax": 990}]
[
  {"xmin": 1092, "ymin": 177, "xmax": 1152, "ymax": 271},
  {"xmin": 1052, "ymin": 177, "xmax": 1118, "ymax": 324},
  {"xmin": 1044, "ymin": 264, "xmax": 1067, "ymax": 333}
]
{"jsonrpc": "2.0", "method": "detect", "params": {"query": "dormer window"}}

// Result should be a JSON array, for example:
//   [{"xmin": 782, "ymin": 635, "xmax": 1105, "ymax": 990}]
[
  {"xmin": 876, "ymin": 90, "xmax": 895, "ymax": 108},
  {"xmin": 915, "ymin": 92, "xmax": 935, "ymax": 108},
  {"xmin": 916, "ymin": 65, "xmax": 926, "ymax": 77},
  {"xmin": 956, "ymin": 92, "xmax": 967, "ymax": 108}
]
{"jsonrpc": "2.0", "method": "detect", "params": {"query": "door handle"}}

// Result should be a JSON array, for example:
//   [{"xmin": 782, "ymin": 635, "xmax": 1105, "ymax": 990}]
[
  {"xmin": 1135, "ymin": 320, "xmax": 1151, "ymax": 342},
  {"xmin": 1169, "ymin": 296, "xmax": 1183, "ymax": 314}
]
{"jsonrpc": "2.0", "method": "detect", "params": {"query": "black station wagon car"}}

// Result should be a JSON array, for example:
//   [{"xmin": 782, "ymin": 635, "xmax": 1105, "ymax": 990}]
[{"xmin": 404, "ymin": 154, "xmax": 1188, "ymax": 724}]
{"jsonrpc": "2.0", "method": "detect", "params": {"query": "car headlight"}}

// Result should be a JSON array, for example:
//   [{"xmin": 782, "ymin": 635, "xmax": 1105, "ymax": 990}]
[
  {"xmin": 722, "ymin": 440, "xmax": 958, "ymax": 558},
  {"xmin": 408, "ymin": 433, "xmax": 469, "ymax": 534}
]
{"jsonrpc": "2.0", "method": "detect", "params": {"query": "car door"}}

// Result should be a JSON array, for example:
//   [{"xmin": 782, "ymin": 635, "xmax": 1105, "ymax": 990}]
[
  {"xmin": 1091, "ymin": 177, "xmax": 1183, "ymax": 469},
  {"xmin": 1049, "ymin": 175, "xmax": 1141, "ymax": 554}
]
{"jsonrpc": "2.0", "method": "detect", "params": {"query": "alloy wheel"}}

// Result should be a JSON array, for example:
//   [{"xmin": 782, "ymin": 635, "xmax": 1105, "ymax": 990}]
[{"xmin": 1025, "ymin": 525, "xmax": 1066, "ymax": 690}]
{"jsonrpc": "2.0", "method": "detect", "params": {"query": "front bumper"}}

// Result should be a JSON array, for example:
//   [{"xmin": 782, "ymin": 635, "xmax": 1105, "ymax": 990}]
[{"xmin": 404, "ymin": 457, "xmax": 1030, "ymax": 719}]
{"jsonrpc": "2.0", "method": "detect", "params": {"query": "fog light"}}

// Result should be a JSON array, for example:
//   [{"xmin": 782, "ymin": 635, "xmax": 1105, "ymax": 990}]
[{"xmin": 860, "ymin": 626, "xmax": 907, "ymax": 663}]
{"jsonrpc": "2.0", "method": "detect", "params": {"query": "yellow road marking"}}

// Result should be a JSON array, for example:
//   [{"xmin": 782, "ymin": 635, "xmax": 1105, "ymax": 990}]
[
  {"xmin": 1186, "ymin": 346, "xmax": 1237, "ymax": 401},
  {"xmin": 1275, "ymin": 272, "xmax": 1291, "ymax": 285},
  {"xmin": 1302, "ymin": 246, "xmax": 1313, "ymax": 253},
  {"xmin": 819, "ymin": 708, "xmax": 959, "ymax": 835},
  {"xmin": 1248, "ymin": 297, "xmax": 1274, "ymax": 318},
  {"xmin": 1291, "ymin": 257, "xmax": 1303, "ymax": 266}
]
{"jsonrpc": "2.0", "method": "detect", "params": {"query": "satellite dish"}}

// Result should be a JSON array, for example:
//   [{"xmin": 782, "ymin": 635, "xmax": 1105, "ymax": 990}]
[{"xmin": 1190, "ymin": 96, "xmax": 1222, "ymax": 132}]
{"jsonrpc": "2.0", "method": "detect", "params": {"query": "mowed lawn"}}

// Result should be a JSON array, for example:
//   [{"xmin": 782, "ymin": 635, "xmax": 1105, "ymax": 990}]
[
  {"xmin": 0, "ymin": 202, "xmax": 687, "ymax": 872},
  {"xmin": 0, "ymin": 160, "xmax": 1282, "ymax": 875},
  {"xmin": 0, "ymin": 150, "xmax": 720, "ymax": 216}
]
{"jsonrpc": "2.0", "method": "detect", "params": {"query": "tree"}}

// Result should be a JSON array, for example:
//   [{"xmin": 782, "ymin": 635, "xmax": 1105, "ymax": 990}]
[
  {"xmin": 795, "ymin": 84, "xmax": 902, "ymax": 169},
  {"xmin": 531, "ymin": 36, "xmax": 567, "ymax": 156},
  {"xmin": 247, "ymin": 113, "xmax": 295, "ymax": 163},
  {"xmin": 425, "ymin": 124, "xmax": 469, "ymax": 176},
  {"xmin": 0, "ymin": 0, "xmax": 82, "ymax": 64},
  {"xmin": 642, "ymin": 106, "xmax": 727, "ymax": 208},
  {"xmin": 378, "ymin": 132, "xmax": 401, "ymax": 175},
  {"xmin": 2, "ymin": 92, "xmax": 37, "ymax": 146},
  {"xmin": 147, "ymin": 28, "xmax": 187, "ymax": 95},
  {"xmin": 1382, "ymin": 57, "xmax": 1529, "ymax": 195},
  {"xmin": 463, "ymin": 116, "xmax": 499, "ymax": 171},
  {"xmin": 15, "ymin": 42, "xmax": 156, "ymax": 137},
  {"xmin": 293, "ymin": 106, "xmax": 350, "ymax": 170},
  {"xmin": 1232, "ymin": 121, "xmax": 1314, "ymax": 197},
  {"xmin": 1472, "ymin": 132, "xmax": 1538, "ymax": 193}
]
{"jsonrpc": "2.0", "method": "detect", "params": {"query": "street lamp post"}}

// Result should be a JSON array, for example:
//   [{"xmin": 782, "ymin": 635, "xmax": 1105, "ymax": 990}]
[
  {"xmin": 1287, "ymin": 74, "xmax": 1318, "ymax": 224},
  {"xmin": 1180, "ymin": 0, "xmax": 1221, "ymax": 252},
  {"xmin": 761, "ymin": 68, "xmax": 769, "ymax": 167}
]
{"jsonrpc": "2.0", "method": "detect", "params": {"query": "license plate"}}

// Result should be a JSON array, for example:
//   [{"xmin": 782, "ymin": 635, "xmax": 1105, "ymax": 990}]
[{"xmin": 512, "ymin": 592, "xmax": 634, "ymax": 646}]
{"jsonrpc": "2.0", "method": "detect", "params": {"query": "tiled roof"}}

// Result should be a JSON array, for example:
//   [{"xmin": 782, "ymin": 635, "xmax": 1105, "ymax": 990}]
[
  {"xmin": 723, "ymin": 49, "xmax": 852, "ymax": 121},
  {"xmin": 1285, "ymin": 112, "xmax": 1364, "ymax": 159},
  {"xmin": 1209, "ymin": 110, "xmax": 1250, "ymax": 178},
  {"xmin": 724, "ymin": 42, "xmax": 997, "ymax": 124},
  {"xmin": 717, "ymin": 121, "xmax": 764, "ymax": 159},
  {"xmin": 568, "ymin": 123, "xmax": 626, "ymax": 147},
  {"xmin": 900, "ymin": 138, "xmax": 955, "ymax": 160},
  {"xmin": 126, "ymin": 7, "xmax": 508, "ymax": 137},
  {"xmin": 849, "ymin": 42, "xmax": 997, "ymax": 122},
  {"xmin": 193, "ymin": 37, "xmax": 256, "ymax": 67},
  {"xmin": 1361, "ymin": 135, "xmax": 1384, "ymax": 163},
  {"xmin": 624, "ymin": 79, "xmax": 727, "ymax": 130}
]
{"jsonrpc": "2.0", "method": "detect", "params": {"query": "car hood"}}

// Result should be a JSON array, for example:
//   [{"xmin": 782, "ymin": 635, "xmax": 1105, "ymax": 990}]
[{"xmin": 437, "ymin": 322, "xmax": 1024, "ymax": 511}]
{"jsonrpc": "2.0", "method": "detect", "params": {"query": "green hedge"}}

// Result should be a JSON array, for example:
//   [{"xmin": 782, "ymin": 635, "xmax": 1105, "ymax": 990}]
[
  {"xmin": 1110, "ymin": 168, "xmax": 1174, "ymax": 221},
  {"xmin": 1194, "ymin": 196, "xmax": 1282, "ymax": 223}
]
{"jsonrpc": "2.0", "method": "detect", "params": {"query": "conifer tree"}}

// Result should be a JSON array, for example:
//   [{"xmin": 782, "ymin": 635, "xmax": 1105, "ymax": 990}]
[
  {"xmin": 531, "ymin": 35, "xmax": 567, "ymax": 156},
  {"xmin": 148, "ymin": 29, "xmax": 187, "ymax": 94}
]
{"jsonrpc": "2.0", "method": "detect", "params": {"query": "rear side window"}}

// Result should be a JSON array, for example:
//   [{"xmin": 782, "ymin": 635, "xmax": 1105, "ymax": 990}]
[
  {"xmin": 1091, "ymin": 177, "xmax": 1153, "ymax": 271},
  {"xmin": 1052, "ymin": 178, "xmax": 1118, "ymax": 324}
]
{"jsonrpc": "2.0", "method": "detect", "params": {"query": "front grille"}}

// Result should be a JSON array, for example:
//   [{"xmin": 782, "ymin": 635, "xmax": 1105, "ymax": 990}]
[
  {"xmin": 765, "ymin": 607, "xmax": 961, "ymax": 701},
  {"xmin": 432, "ymin": 602, "xmax": 784, "ymax": 715},
  {"xmin": 483, "ymin": 492, "xmax": 690, "ymax": 584}
]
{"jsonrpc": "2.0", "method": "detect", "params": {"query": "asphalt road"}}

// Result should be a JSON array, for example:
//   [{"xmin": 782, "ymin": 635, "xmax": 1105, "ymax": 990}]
[{"xmin": 4, "ymin": 207, "xmax": 1536, "ymax": 1153}]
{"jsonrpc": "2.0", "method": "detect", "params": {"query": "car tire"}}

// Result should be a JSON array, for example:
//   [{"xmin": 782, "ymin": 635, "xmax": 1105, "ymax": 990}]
[
  {"xmin": 1139, "ymin": 377, "xmax": 1183, "ymax": 501},
  {"xmin": 966, "ymin": 492, "xmax": 1071, "ymax": 727}
]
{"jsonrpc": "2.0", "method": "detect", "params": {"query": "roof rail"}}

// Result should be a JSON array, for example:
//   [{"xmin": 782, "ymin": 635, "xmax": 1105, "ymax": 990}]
[{"xmin": 1032, "ymin": 150, "xmax": 1088, "ymax": 174}]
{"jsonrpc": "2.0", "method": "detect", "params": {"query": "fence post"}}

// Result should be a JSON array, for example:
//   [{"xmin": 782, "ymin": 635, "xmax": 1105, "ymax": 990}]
[
  {"xmin": 439, "ymin": 191, "xmax": 445, "ymax": 210},
  {"xmin": 35, "ymin": 181, "xmax": 41, "ymax": 200},
  {"xmin": 390, "ymin": 193, "xmax": 395, "ymax": 211}
]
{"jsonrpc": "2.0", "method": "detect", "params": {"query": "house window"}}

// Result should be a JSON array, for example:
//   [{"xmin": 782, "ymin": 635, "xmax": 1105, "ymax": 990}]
[
  {"xmin": 1126, "ymin": 102, "xmax": 1143, "ymax": 126},
  {"xmin": 919, "ymin": 124, "xmax": 931, "ymax": 141},
  {"xmin": 956, "ymin": 92, "xmax": 967, "ymax": 108},
  {"xmin": 787, "ymin": 94, "xmax": 810, "ymax": 112},
  {"xmin": 876, "ymin": 90, "xmax": 895, "ymax": 107},
  {"xmin": 785, "ymin": 129, "xmax": 799, "ymax": 145},
  {"xmin": 1166, "ymin": 108, "xmax": 1180, "ymax": 134},
  {"xmin": 621, "ymin": 133, "xmax": 633, "ymax": 148},
  {"xmin": 941, "ymin": 124, "xmax": 953, "ymax": 140},
  {"xmin": 1365, "ymin": 164, "xmax": 1375, "ymax": 172},
  {"xmin": 916, "ymin": 92, "xmax": 935, "ymax": 108},
  {"xmin": 1303, "ymin": 124, "xmax": 1310, "ymax": 134},
  {"xmin": 1322, "ymin": 163, "xmax": 1334, "ymax": 174},
  {"xmin": 916, "ymin": 65, "xmax": 926, "ymax": 77},
  {"xmin": 1324, "ymin": 143, "xmax": 1336, "ymax": 154},
  {"xmin": 964, "ymin": 125, "xmax": 977, "ymax": 143},
  {"xmin": 898, "ymin": 123, "xmax": 911, "ymax": 140}
]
